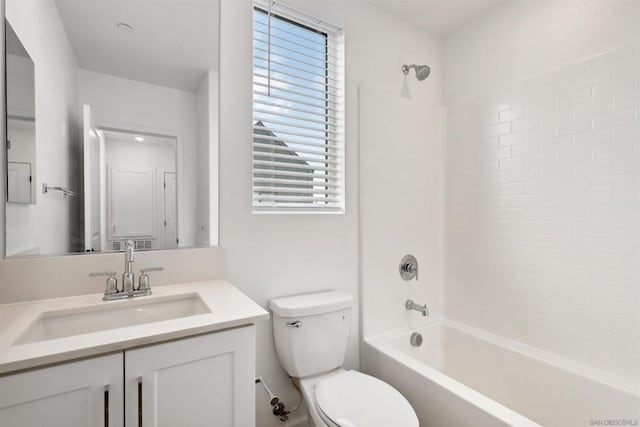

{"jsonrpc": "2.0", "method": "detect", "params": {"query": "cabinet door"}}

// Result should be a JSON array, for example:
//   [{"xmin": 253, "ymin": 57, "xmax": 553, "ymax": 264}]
[
  {"xmin": 125, "ymin": 326, "xmax": 255, "ymax": 427},
  {"xmin": 0, "ymin": 353, "xmax": 124, "ymax": 427}
]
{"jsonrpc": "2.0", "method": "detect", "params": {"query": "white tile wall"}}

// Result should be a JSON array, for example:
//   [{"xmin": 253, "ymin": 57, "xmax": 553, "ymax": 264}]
[{"xmin": 446, "ymin": 42, "xmax": 640, "ymax": 381}]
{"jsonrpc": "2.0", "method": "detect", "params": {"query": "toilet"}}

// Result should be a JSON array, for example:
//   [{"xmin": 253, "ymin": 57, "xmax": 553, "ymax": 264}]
[{"xmin": 270, "ymin": 291, "xmax": 419, "ymax": 427}]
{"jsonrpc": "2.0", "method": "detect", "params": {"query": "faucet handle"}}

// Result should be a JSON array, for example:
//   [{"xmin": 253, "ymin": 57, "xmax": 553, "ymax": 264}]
[
  {"xmin": 89, "ymin": 271, "xmax": 117, "ymax": 277},
  {"xmin": 140, "ymin": 267, "xmax": 163, "ymax": 274},
  {"xmin": 89, "ymin": 272, "xmax": 119, "ymax": 296},
  {"xmin": 139, "ymin": 267, "xmax": 163, "ymax": 292}
]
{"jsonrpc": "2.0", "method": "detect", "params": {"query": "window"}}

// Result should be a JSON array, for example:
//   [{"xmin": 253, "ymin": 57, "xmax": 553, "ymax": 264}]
[{"xmin": 252, "ymin": 2, "xmax": 344, "ymax": 213}]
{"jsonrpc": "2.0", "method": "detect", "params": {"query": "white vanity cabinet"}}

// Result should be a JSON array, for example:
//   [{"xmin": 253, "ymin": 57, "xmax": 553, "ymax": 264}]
[
  {"xmin": 125, "ymin": 326, "xmax": 256, "ymax": 427},
  {"xmin": 0, "ymin": 326, "xmax": 256, "ymax": 427},
  {"xmin": 0, "ymin": 353, "xmax": 124, "ymax": 427}
]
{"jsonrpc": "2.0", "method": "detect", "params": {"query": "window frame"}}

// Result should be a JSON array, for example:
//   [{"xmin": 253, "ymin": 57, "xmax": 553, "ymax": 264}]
[{"xmin": 251, "ymin": 2, "xmax": 345, "ymax": 214}]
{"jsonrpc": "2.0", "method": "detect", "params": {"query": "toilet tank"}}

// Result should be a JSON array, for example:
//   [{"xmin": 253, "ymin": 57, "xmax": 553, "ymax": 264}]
[{"xmin": 270, "ymin": 291, "xmax": 353, "ymax": 378}]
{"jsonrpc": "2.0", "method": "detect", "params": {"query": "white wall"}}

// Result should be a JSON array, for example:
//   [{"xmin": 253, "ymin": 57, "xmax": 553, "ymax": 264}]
[
  {"xmin": 444, "ymin": 0, "xmax": 640, "ymax": 381},
  {"xmin": 6, "ymin": 0, "xmax": 81, "ymax": 256},
  {"xmin": 220, "ymin": 1, "xmax": 441, "ymax": 425},
  {"xmin": 78, "ymin": 69, "xmax": 200, "ymax": 247},
  {"xmin": 6, "ymin": 54, "xmax": 35, "ymax": 118}
]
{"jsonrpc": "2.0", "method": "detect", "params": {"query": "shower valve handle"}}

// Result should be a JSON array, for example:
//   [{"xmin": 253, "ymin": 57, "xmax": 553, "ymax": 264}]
[
  {"xmin": 402, "ymin": 263, "xmax": 417, "ymax": 279},
  {"xmin": 399, "ymin": 255, "xmax": 418, "ymax": 281}
]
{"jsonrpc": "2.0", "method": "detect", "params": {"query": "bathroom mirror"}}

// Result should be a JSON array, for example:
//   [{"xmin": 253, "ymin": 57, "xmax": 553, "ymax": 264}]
[{"xmin": 4, "ymin": 0, "xmax": 219, "ymax": 258}]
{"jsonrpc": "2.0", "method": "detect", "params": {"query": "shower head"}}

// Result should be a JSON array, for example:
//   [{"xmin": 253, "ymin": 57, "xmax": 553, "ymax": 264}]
[{"xmin": 402, "ymin": 64, "xmax": 431, "ymax": 81}]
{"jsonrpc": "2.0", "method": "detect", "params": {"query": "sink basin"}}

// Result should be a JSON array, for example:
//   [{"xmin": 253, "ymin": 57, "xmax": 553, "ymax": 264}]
[{"xmin": 14, "ymin": 293, "xmax": 210, "ymax": 345}]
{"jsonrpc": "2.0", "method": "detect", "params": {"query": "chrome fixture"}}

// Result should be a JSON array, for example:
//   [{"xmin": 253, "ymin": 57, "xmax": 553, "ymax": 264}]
[
  {"xmin": 90, "ymin": 240, "xmax": 162, "ymax": 300},
  {"xmin": 139, "ymin": 267, "xmax": 163, "ymax": 293},
  {"xmin": 410, "ymin": 332, "xmax": 423, "ymax": 347},
  {"xmin": 42, "ymin": 183, "xmax": 77, "ymax": 198},
  {"xmin": 286, "ymin": 320, "xmax": 302, "ymax": 328},
  {"xmin": 255, "ymin": 376, "xmax": 296, "ymax": 422},
  {"xmin": 405, "ymin": 299, "xmax": 429, "ymax": 317},
  {"xmin": 255, "ymin": 377, "xmax": 280, "ymax": 407},
  {"xmin": 399, "ymin": 254, "xmax": 418, "ymax": 281},
  {"xmin": 123, "ymin": 239, "xmax": 135, "ymax": 293},
  {"xmin": 402, "ymin": 64, "xmax": 431, "ymax": 81},
  {"xmin": 89, "ymin": 272, "xmax": 118, "ymax": 299}
]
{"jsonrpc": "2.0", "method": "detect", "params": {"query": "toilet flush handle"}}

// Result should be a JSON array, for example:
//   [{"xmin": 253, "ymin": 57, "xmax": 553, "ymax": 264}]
[{"xmin": 286, "ymin": 321, "xmax": 302, "ymax": 328}]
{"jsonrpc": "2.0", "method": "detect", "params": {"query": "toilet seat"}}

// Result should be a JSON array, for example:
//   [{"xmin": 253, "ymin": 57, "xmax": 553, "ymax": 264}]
[{"xmin": 314, "ymin": 370, "xmax": 419, "ymax": 427}]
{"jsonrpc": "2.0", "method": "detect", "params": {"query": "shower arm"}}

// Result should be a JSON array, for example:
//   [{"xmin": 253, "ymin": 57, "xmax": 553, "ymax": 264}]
[{"xmin": 402, "ymin": 64, "xmax": 416, "ymax": 75}]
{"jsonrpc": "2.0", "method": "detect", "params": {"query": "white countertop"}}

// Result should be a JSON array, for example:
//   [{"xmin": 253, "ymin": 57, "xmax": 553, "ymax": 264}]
[{"xmin": 0, "ymin": 280, "xmax": 269, "ymax": 375}]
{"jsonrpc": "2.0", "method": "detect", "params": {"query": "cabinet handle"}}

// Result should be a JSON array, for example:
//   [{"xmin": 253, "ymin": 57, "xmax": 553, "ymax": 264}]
[
  {"xmin": 104, "ymin": 385, "xmax": 110, "ymax": 427},
  {"xmin": 137, "ymin": 376, "xmax": 143, "ymax": 427}
]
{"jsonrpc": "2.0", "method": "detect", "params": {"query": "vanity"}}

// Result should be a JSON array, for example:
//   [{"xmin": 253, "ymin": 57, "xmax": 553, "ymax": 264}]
[{"xmin": 0, "ymin": 280, "xmax": 268, "ymax": 426}]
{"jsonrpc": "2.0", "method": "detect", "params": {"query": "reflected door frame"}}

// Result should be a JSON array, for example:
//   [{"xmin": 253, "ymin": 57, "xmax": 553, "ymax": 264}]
[
  {"xmin": 162, "ymin": 171, "xmax": 178, "ymax": 249},
  {"xmin": 96, "ymin": 120, "xmax": 183, "ymax": 250}
]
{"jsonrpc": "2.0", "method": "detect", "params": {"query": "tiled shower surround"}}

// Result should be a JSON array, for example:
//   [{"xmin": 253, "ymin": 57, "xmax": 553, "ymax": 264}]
[{"xmin": 447, "ymin": 42, "xmax": 640, "ymax": 380}]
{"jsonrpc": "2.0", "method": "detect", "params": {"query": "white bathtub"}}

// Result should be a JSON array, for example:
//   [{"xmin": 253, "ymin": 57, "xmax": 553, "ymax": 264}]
[{"xmin": 365, "ymin": 319, "xmax": 640, "ymax": 427}]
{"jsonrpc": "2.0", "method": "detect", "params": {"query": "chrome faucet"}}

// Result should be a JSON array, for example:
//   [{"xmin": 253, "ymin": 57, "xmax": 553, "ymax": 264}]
[
  {"xmin": 90, "ymin": 239, "xmax": 163, "ymax": 301},
  {"xmin": 123, "ymin": 239, "xmax": 135, "ymax": 294},
  {"xmin": 405, "ymin": 299, "xmax": 429, "ymax": 317}
]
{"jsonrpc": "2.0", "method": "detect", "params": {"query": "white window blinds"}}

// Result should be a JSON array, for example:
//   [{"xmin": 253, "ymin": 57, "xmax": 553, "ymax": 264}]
[{"xmin": 252, "ymin": 2, "xmax": 345, "ymax": 213}]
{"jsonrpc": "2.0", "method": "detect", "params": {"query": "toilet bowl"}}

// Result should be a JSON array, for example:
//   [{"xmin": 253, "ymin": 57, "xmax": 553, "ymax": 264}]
[
  {"xmin": 298, "ymin": 368, "xmax": 418, "ymax": 427},
  {"xmin": 270, "ymin": 291, "xmax": 418, "ymax": 427}
]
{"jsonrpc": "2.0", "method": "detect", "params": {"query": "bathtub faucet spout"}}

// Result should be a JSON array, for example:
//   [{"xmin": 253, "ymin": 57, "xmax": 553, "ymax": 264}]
[{"xmin": 405, "ymin": 299, "xmax": 429, "ymax": 317}]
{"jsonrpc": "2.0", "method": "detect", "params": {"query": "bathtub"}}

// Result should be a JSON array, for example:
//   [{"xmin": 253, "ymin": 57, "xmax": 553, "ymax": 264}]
[{"xmin": 365, "ymin": 319, "xmax": 640, "ymax": 427}]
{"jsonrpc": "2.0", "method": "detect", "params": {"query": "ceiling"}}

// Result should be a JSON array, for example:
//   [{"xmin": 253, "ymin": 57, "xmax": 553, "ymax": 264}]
[
  {"xmin": 55, "ymin": 0, "xmax": 219, "ymax": 92},
  {"xmin": 367, "ymin": 0, "xmax": 504, "ymax": 36}
]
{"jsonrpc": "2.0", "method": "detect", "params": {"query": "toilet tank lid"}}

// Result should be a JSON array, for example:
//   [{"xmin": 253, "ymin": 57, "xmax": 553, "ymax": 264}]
[{"xmin": 269, "ymin": 291, "xmax": 353, "ymax": 317}]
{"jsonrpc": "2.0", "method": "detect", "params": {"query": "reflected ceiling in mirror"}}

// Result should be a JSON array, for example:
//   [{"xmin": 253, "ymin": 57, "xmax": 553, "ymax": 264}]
[{"xmin": 4, "ymin": 0, "xmax": 219, "ymax": 258}]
